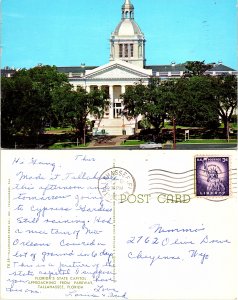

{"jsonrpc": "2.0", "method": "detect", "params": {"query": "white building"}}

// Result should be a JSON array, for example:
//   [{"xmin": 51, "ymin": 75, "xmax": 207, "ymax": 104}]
[{"xmin": 64, "ymin": 0, "xmax": 153, "ymax": 135}]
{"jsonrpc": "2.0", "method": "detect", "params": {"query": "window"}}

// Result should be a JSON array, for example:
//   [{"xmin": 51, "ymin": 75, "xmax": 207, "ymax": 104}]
[
  {"xmin": 124, "ymin": 44, "xmax": 128, "ymax": 57},
  {"xmin": 130, "ymin": 44, "xmax": 134, "ymax": 57},
  {"xmin": 119, "ymin": 44, "xmax": 123, "ymax": 58}
]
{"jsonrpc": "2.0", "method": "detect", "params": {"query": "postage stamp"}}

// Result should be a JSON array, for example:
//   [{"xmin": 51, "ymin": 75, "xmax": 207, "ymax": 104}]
[
  {"xmin": 195, "ymin": 156, "xmax": 229, "ymax": 199},
  {"xmin": 98, "ymin": 167, "xmax": 136, "ymax": 202}
]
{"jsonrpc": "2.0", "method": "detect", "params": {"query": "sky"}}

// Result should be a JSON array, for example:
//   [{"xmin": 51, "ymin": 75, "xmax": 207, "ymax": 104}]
[{"xmin": 1, "ymin": 0, "xmax": 237, "ymax": 69}]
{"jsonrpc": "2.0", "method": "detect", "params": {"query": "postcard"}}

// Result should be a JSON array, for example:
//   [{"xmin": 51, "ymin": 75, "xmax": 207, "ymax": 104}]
[{"xmin": 1, "ymin": 149, "xmax": 237, "ymax": 300}]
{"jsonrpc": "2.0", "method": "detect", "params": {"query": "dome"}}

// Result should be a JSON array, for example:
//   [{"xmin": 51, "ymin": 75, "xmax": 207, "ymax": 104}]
[{"xmin": 114, "ymin": 19, "xmax": 143, "ymax": 36}]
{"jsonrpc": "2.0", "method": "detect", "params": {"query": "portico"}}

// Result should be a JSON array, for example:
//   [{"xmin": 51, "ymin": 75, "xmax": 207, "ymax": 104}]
[
  {"xmin": 70, "ymin": 60, "xmax": 152, "ymax": 135},
  {"xmin": 83, "ymin": 84, "xmax": 126, "ymax": 119}
]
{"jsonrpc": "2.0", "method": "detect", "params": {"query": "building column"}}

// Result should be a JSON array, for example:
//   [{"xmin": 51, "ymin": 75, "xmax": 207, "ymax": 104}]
[
  {"xmin": 109, "ymin": 85, "xmax": 114, "ymax": 119},
  {"xmin": 121, "ymin": 85, "xmax": 126, "ymax": 134},
  {"xmin": 121, "ymin": 85, "xmax": 126, "ymax": 110},
  {"xmin": 86, "ymin": 85, "xmax": 90, "ymax": 93}
]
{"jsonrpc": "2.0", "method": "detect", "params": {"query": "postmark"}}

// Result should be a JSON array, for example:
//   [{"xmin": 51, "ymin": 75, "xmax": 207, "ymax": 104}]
[
  {"xmin": 98, "ymin": 167, "xmax": 136, "ymax": 202},
  {"xmin": 195, "ymin": 156, "xmax": 230, "ymax": 200}
]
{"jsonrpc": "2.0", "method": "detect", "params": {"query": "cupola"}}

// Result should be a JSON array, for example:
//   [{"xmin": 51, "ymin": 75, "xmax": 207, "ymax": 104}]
[
  {"xmin": 121, "ymin": 0, "xmax": 134, "ymax": 19},
  {"xmin": 109, "ymin": 0, "xmax": 146, "ymax": 68}
]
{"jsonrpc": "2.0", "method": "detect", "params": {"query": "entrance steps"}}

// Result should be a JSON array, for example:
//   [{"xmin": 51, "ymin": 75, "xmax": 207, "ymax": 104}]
[{"xmin": 93, "ymin": 118, "xmax": 135, "ymax": 136}]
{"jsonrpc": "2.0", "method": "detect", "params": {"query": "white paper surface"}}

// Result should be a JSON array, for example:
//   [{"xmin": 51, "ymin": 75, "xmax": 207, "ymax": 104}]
[{"xmin": 1, "ymin": 150, "xmax": 237, "ymax": 300}]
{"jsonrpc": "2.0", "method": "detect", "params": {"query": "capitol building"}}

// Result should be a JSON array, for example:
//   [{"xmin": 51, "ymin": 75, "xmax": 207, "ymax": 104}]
[
  {"xmin": 1, "ymin": 0, "xmax": 236, "ymax": 137},
  {"xmin": 2, "ymin": 0, "xmax": 236, "ymax": 136},
  {"xmin": 55, "ymin": 0, "xmax": 236, "ymax": 136}
]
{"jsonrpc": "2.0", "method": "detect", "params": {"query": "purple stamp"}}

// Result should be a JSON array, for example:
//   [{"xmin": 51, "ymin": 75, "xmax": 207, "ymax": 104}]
[{"xmin": 195, "ymin": 156, "xmax": 229, "ymax": 198}]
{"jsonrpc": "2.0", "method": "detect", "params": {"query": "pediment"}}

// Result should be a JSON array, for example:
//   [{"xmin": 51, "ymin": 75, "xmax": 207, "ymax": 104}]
[{"xmin": 85, "ymin": 61, "xmax": 152, "ymax": 79}]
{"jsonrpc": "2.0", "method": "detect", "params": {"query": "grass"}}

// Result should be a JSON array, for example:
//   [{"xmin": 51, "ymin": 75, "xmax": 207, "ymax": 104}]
[
  {"xmin": 163, "ymin": 122, "xmax": 238, "ymax": 130},
  {"xmin": 122, "ymin": 139, "xmax": 237, "ymax": 146},
  {"xmin": 45, "ymin": 127, "xmax": 74, "ymax": 132},
  {"xmin": 48, "ymin": 139, "xmax": 237, "ymax": 148},
  {"xmin": 178, "ymin": 139, "xmax": 237, "ymax": 144},
  {"xmin": 48, "ymin": 142, "xmax": 90, "ymax": 149},
  {"xmin": 121, "ymin": 140, "xmax": 144, "ymax": 146},
  {"xmin": 163, "ymin": 124, "xmax": 191, "ymax": 129},
  {"xmin": 219, "ymin": 123, "xmax": 238, "ymax": 130}
]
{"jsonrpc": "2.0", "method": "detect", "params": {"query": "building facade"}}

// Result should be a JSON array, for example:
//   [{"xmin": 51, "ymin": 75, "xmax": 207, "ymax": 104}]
[{"xmin": 65, "ymin": 0, "xmax": 152, "ymax": 135}]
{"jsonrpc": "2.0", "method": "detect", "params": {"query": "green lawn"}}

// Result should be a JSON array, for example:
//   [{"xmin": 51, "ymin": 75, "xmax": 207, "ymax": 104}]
[
  {"xmin": 163, "ymin": 124, "xmax": 191, "ymax": 129},
  {"xmin": 163, "ymin": 122, "xmax": 237, "ymax": 130},
  {"xmin": 178, "ymin": 139, "xmax": 237, "ymax": 144},
  {"xmin": 219, "ymin": 123, "xmax": 238, "ymax": 130},
  {"xmin": 121, "ymin": 139, "xmax": 237, "ymax": 146},
  {"xmin": 45, "ymin": 127, "xmax": 74, "ymax": 132},
  {"xmin": 121, "ymin": 140, "xmax": 144, "ymax": 146},
  {"xmin": 48, "ymin": 142, "xmax": 89, "ymax": 149}
]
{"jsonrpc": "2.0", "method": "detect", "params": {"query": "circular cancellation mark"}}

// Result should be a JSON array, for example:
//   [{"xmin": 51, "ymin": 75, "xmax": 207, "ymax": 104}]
[{"xmin": 98, "ymin": 167, "xmax": 136, "ymax": 202}]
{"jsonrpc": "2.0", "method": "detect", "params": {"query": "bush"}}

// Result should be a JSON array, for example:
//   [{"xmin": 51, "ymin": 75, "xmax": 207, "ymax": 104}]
[{"xmin": 230, "ymin": 115, "xmax": 237, "ymax": 124}]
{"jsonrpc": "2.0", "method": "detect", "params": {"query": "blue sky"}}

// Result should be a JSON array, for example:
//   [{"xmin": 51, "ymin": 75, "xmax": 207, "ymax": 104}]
[{"xmin": 2, "ymin": 0, "xmax": 237, "ymax": 69}]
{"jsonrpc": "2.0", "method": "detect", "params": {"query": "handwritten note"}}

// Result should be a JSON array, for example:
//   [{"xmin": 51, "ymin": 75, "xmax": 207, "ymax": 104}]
[
  {"xmin": 1, "ymin": 150, "xmax": 237, "ymax": 300},
  {"xmin": 3, "ymin": 153, "xmax": 126, "ymax": 298},
  {"xmin": 126, "ymin": 223, "xmax": 231, "ymax": 265}
]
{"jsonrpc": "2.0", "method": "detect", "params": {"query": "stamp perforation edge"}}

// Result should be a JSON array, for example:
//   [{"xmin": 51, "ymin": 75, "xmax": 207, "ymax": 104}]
[{"xmin": 194, "ymin": 154, "xmax": 232, "ymax": 201}]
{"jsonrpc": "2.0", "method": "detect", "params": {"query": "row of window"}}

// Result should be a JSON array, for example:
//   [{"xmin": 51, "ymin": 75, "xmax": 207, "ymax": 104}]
[{"xmin": 119, "ymin": 44, "xmax": 134, "ymax": 58}]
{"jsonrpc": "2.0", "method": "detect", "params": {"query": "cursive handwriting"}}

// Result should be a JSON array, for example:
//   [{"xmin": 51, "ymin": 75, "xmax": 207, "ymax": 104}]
[
  {"xmin": 126, "ymin": 223, "xmax": 232, "ymax": 266},
  {"xmin": 5, "ymin": 154, "xmax": 127, "ymax": 298},
  {"xmin": 150, "ymin": 223, "xmax": 206, "ymax": 234},
  {"xmin": 128, "ymin": 251, "xmax": 180, "ymax": 266}
]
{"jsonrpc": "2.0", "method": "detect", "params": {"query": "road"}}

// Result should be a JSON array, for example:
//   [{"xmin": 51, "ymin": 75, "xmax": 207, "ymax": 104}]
[{"xmin": 83, "ymin": 144, "xmax": 237, "ymax": 150}]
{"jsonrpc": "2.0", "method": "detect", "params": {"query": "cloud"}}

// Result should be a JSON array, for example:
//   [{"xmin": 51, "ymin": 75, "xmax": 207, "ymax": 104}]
[{"xmin": 3, "ymin": 12, "xmax": 24, "ymax": 18}]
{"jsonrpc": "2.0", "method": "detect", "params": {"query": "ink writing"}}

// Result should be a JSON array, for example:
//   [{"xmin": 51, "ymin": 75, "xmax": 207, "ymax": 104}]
[
  {"xmin": 5, "ymin": 155, "xmax": 126, "ymax": 298},
  {"xmin": 126, "ymin": 223, "xmax": 231, "ymax": 266}
]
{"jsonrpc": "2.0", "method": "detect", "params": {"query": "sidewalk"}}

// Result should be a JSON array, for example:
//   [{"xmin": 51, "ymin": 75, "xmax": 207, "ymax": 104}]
[{"xmin": 88, "ymin": 135, "xmax": 128, "ymax": 148}]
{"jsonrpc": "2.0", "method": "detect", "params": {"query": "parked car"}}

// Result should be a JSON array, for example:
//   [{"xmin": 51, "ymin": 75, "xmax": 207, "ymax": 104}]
[{"xmin": 139, "ymin": 142, "xmax": 163, "ymax": 149}]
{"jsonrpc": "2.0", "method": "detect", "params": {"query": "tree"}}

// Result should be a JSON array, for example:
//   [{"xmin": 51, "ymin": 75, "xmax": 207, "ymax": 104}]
[
  {"xmin": 181, "ymin": 71, "xmax": 237, "ymax": 140},
  {"xmin": 122, "ymin": 82, "xmax": 147, "ymax": 120},
  {"xmin": 184, "ymin": 60, "xmax": 213, "ymax": 76},
  {"xmin": 52, "ymin": 86, "xmax": 109, "ymax": 143},
  {"xmin": 122, "ymin": 61, "xmax": 234, "ymax": 143},
  {"xmin": 143, "ymin": 78, "xmax": 167, "ymax": 133},
  {"xmin": 1, "ymin": 76, "xmax": 21, "ymax": 137},
  {"xmin": 179, "ymin": 61, "xmax": 221, "ymax": 130},
  {"xmin": 122, "ymin": 79, "xmax": 166, "ymax": 134},
  {"xmin": 175, "ymin": 76, "xmax": 220, "ymax": 129},
  {"xmin": 1, "ymin": 65, "xmax": 68, "ymax": 140},
  {"xmin": 211, "ymin": 75, "xmax": 237, "ymax": 140}
]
